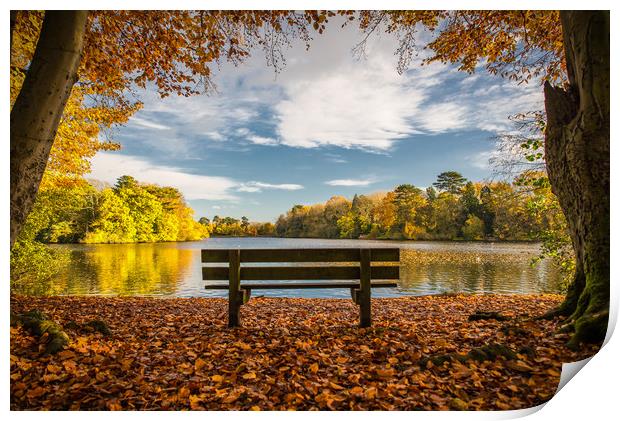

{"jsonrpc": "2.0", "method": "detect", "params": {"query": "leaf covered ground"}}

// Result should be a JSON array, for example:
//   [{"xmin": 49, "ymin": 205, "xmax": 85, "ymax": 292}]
[{"xmin": 10, "ymin": 294, "xmax": 599, "ymax": 411}]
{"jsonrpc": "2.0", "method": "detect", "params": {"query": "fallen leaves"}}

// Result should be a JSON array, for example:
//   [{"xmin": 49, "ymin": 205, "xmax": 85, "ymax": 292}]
[{"xmin": 10, "ymin": 294, "xmax": 600, "ymax": 410}]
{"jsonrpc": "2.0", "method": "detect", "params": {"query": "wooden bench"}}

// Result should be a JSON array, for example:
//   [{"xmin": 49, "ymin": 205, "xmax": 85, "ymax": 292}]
[{"xmin": 202, "ymin": 248, "xmax": 400, "ymax": 327}]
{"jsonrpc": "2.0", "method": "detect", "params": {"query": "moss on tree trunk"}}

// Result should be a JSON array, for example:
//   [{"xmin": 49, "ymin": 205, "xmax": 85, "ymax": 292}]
[{"xmin": 543, "ymin": 11, "xmax": 609, "ymax": 348}]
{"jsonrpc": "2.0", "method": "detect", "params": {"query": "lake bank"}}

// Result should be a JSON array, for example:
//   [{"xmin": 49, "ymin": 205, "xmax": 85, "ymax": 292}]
[{"xmin": 10, "ymin": 294, "xmax": 599, "ymax": 410}]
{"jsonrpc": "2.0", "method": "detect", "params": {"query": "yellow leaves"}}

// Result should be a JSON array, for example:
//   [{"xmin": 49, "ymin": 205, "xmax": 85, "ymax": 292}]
[
  {"xmin": 178, "ymin": 387, "xmax": 190, "ymax": 399},
  {"xmin": 364, "ymin": 387, "xmax": 378, "ymax": 399},
  {"xmin": 221, "ymin": 390, "xmax": 241, "ymax": 404},
  {"xmin": 10, "ymin": 294, "xmax": 598, "ymax": 410},
  {"xmin": 120, "ymin": 358, "xmax": 133, "ymax": 371},
  {"xmin": 349, "ymin": 386, "xmax": 364, "ymax": 396},
  {"xmin": 234, "ymin": 341, "xmax": 252, "ymax": 351},
  {"xmin": 359, "ymin": 344, "xmax": 373, "ymax": 354},
  {"xmin": 505, "ymin": 360, "xmax": 534, "ymax": 373},
  {"xmin": 242, "ymin": 372, "xmax": 257, "ymax": 380},
  {"xmin": 328, "ymin": 382, "xmax": 344, "ymax": 390},
  {"xmin": 211, "ymin": 374, "xmax": 225, "ymax": 383},
  {"xmin": 26, "ymin": 386, "xmax": 46, "ymax": 399},
  {"xmin": 373, "ymin": 10, "xmax": 564, "ymax": 83},
  {"xmin": 62, "ymin": 360, "xmax": 77, "ymax": 373},
  {"xmin": 189, "ymin": 394, "xmax": 203, "ymax": 410},
  {"xmin": 194, "ymin": 358, "xmax": 208, "ymax": 372},
  {"xmin": 46, "ymin": 364, "xmax": 62, "ymax": 374},
  {"xmin": 545, "ymin": 368, "xmax": 561, "ymax": 377},
  {"xmin": 375, "ymin": 367, "xmax": 396, "ymax": 378}
]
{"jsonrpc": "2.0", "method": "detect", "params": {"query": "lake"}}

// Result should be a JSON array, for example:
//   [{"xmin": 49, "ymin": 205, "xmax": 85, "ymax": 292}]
[{"xmin": 16, "ymin": 237, "xmax": 563, "ymax": 297}]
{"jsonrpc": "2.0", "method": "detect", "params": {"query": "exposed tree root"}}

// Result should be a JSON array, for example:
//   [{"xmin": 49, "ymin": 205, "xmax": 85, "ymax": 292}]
[
  {"xmin": 65, "ymin": 319, "xmax": 112, "ymax": 336},
  {"xmin": 420, "ymin": 343, "xmax": 519, "ymax": 368},
  {"xmin": 468, "ymin": 311, "xmax": 510, "ymax": 322},
  {"xmin": 10, "ymin": 309, "xmax": 70, "ymax": 354}
]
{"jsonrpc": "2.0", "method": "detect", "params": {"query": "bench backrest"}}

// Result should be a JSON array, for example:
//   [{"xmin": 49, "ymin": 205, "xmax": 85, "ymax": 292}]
[{"xmin": 201, "ymin": 248, "xmax": 400, "ymax": 281}]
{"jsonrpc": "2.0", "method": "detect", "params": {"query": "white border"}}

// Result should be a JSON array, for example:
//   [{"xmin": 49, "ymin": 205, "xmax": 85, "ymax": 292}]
[{"xmin": 3, "ymin": 1, "xmax": 618, "ymax": 420}]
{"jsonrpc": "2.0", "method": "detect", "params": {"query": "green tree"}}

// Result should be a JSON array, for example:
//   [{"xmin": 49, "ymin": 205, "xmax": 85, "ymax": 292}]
[
  {"xmin": 392, "ymin": 184, "xmax": 426, "ymax": 237},
  {"xmin": 84, "ymin": 188, "xmax": 136, "ymax": 243},
  {"xmin": 462, "ymin": 215, "xmax": 485, "ymax": 240},
  {"xmin": 433, "ymin": 171, "xmax": 468, "ymax": 194}
]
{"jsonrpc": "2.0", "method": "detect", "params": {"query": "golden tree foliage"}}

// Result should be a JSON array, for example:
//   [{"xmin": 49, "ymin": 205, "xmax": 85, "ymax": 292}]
[
  {"xmin": 10, "ymin": 12, "xmax": 137, "ymax": 188},
  {"xmin": 357, "ymin": 11, "xmax": 564, "ymax": 83},
  {"xmin": 81, "ymin": 11, "xmax": 339, "ymax": 102}
]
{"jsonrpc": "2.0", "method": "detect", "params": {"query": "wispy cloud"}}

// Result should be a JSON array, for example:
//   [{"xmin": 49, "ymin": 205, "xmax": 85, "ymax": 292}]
[
  {"xmin": 129, "ymin": 116, "xmax": 171, "ymax": 131},
  {"xmin": 247, "ymin": 134, "xmax": 278, "ymax": 146},
  {"xmin": 325, "ymin": 178, "xmax": 376, "ymax": 187},
  {"xmin": 90, "ymin": 152, "xmax": 239, "ymax": 201},
  {"xmin": 238, "ymin": 181, "xmax": 304, "ymax": 193}
]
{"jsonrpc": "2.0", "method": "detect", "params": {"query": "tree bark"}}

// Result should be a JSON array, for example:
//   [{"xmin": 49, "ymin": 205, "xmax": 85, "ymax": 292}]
[
  {"xmin": 10, "ymin": 10, "xmax": 17, "ymax": 49},
  {"xmin": 10, "ymin": 11, "xmax": 88, "ymax": 247},
  {"xmin": 543, "ymin": 11, "xmax": 609, "ymax": 347}
]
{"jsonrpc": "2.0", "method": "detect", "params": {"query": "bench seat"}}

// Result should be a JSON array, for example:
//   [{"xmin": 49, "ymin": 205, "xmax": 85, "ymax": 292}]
[{"xmin": 205, "ymin": 280, "xmax": 398, "ymax": 289}]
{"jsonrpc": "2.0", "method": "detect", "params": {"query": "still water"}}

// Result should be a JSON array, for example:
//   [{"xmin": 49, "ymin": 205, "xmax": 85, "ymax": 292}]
[{"xmin": 18, "ymin": 237, "xmax": 563, "ymax": 297}]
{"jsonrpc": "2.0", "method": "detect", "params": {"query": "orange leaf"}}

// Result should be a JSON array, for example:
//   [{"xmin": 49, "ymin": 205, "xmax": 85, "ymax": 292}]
[{"xmin": 195, "ymin": 358, "xmax": 208, "ymax": 371}]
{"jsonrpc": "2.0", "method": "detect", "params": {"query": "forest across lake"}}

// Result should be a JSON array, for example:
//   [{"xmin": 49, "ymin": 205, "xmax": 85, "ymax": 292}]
[{"xmin": 13, "ymin": 237, "xmax": 563, "ymax": 297}]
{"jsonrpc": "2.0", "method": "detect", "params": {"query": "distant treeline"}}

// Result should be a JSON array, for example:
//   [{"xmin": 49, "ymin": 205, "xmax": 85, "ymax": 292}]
[
  {"xmin": 197, "ymin": 216, "xmax": 275, "ymax": 237},
  {"xmin": 206, "ymin": 171, "xmax": 565, "ymax": 242}
]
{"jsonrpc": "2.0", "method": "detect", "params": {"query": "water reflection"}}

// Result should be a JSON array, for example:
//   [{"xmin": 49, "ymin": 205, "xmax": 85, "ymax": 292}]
[{"xmin": 12, "ymin": 238, "xmax": 562, "ymax": 297}]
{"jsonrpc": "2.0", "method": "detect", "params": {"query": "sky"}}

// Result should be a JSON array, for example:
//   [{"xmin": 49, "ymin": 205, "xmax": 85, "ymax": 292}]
[{"xmin": 89, "ymin": 17, "xmax": 543, "ymax": 222}]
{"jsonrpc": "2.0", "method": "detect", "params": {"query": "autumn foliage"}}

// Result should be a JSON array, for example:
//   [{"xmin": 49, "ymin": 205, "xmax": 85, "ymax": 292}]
[{"xmin": 11, "ymin": 295, "xmax": 598, "ymax": 410}]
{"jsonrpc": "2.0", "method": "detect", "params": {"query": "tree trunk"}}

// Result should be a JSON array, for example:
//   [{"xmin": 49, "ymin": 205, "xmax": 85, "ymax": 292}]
[
  {"xmin": 543, "ymin": 11, "xmax": 609, "ymax": 348},
  {"xmin": 10, "ymin": 10, "xmax": 17, "ymax": 49},
  {"xmin": 10, "ymin": 11, "xmax": 88, "ymax": 247}
]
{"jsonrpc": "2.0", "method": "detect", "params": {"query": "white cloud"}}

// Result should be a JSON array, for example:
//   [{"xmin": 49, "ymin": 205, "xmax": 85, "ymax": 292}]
[
  {"xmin": 235, "ymin": 127, "xmax": 251, "ymax": 136},
  {"xmin": 205, "ymin": 131, "xmax": 225, "ymax": 141},
  {"xmin": 467, "ymin": 150, "xmax": 496, "ymax": 170},
  {"xmin": 117, "ymin": 17, "xmax": 544, "ymax": 157},
  {"xmin": 129, "ymin": 116, "xmax": 171, "ymax": 131},
  {"xmin": 325, "ymin": 178, "xmax": 375, "ymax": 187},
  {"xmin": 415, "ymin": 102, "xmax": 468, "ymax": 133},
  {"xmin": 238, "ymin": 181, "xmax": 304, "ymax": 193},
  {"xmin": 247, "ymin": 134, "xmax": 278, "ymax": 146},
  {"xmin": 90, "ymin": 153, "xmax": 307, "ymax": 201},
  {"xmin": 90, "ymin": 152, "xmax": 239, "ymax": 201}
]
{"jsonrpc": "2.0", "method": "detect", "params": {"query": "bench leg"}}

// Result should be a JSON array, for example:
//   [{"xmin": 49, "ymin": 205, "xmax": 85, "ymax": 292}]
[
  {"xmin": 228, "ymin": 249, "xmax": 241, "ymax": 328},
  {"xmin": 229, "ymin": 300, "xmax": 240, "ymax": 328},
  {"xmin": 360, "ymin": 289, "xmax": 371, "ymax": 327},
  {"xmin": 359, "ymin": 249, "xmax": 371, "ymax": 327}
]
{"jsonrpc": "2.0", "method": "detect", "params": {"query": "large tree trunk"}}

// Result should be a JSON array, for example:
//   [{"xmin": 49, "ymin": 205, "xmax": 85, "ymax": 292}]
[
  {"xmin": 10, "ymin": 11, "xmax": 88, "ymax": 247},
  {"xmin": 543, "ymin": 11, "xmax": 609, "ymax": 348}
]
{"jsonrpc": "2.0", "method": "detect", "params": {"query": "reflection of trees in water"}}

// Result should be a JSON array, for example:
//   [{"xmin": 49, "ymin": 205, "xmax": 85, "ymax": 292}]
[
  {"xmin": 399, "ymin": 249, "xmax": 562, "ymax": 295},
  {"xmin": 16, "ymin": 243, "xmax": 563, "ymax": 297},
  {"xmin": 38, "ymin": 244, "xmax": 194, "ymax": 296}
]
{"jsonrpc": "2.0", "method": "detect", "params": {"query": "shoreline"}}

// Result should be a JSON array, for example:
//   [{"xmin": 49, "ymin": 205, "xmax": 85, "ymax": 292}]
[{"xmin": 47, "ymin": 237, "xmax": 544, "ymax": 246}]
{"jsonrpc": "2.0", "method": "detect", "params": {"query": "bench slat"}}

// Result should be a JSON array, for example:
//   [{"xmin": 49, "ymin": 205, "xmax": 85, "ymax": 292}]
[
  {"xmin": 202, "ymin": 265, "xmax": 399, "ymax": 280},
  {"xmin": 201, "ymin": 248, "xmax": 399, "ymax": 263},
  {"xmin": 205, "ymin": 280, "xmax": 398, "ymax": 290}
]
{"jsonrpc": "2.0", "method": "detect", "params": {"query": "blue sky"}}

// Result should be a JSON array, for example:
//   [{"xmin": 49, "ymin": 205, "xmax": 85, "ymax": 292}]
[{"xmin": 89, "ymin": 18, "xmax": 543, "ymax": 222}]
